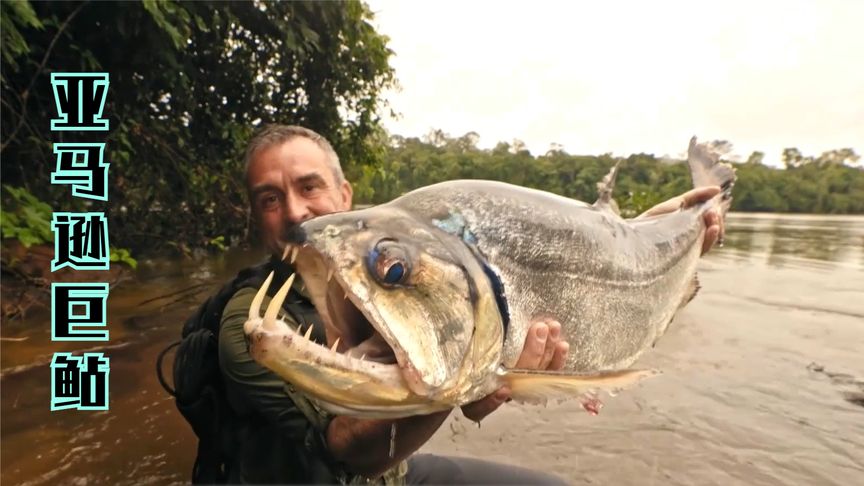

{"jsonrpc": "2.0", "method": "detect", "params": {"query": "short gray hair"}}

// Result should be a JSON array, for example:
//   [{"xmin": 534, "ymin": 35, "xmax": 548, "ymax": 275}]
[{"xmin": 244, "ymin": 124, "xmax": 345, "ymax": 186}]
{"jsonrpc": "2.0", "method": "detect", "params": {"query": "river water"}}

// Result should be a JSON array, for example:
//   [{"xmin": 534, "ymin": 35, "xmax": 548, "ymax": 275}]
[{"xmin": 1, "ymin": 213, "xmax": 862, "ymax": 485}]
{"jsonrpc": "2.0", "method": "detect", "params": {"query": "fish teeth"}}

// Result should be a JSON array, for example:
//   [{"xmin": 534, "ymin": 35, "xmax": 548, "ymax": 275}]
[
  {"xmin": 281, "ymin": 245, "xmax": 291, "ymax": 261},
  {"xmin": 263, "ymin": 273, "xmax": 295, "ymax": 330},
  {"xmin": 290, "ymin": 246, "xmax": 299, "ymax": 264},
  {"xmin": 249, "ymin": 272, "xmax": 275, "ymax": 320},
  {"xmin": 304, "ymin": 324, "xmax": 313, "ymax": 341},
  {"xmin": 331, "ymin": 337, "xmax": 341, "ymax": 352}
]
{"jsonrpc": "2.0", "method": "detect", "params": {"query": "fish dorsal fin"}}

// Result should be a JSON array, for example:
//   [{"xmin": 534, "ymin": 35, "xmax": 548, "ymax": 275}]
[{"xmin": 592, "ymin": 162, "xmax": 621, "ymax": 215}]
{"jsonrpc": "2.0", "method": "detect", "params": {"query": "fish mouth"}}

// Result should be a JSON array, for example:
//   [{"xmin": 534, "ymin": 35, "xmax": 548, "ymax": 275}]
[
  {"xmin": 286, "ymin": 243, "xmax": 400, "ymax": 366},
  {"xmin": 243, "ymin": 244, "xmax": 446, "ymax": 417}
]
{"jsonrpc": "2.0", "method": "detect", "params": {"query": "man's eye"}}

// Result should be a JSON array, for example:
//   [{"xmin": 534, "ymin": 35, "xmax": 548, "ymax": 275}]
[
  {"xmin": 260, "ymin": 194, "xmax": 279, "ymax": 209},
  {"xmin": 302, "ymin": 184, "xmax": 317, "ymax": 193}
]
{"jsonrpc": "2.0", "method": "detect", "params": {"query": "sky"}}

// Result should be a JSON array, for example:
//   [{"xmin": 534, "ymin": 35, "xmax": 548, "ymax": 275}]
[{"xmin": 366, "ymin": 0, "xmax": 863, "ymax": 166}]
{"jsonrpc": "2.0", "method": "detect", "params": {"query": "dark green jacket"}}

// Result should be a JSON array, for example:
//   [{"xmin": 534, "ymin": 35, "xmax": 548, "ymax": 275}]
[{"xmin": 217, "ymin": 264, "xmax": 407, "ymax": 484}]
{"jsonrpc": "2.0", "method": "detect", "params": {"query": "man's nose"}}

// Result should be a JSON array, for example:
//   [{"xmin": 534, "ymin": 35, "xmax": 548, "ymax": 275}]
[{"xmin": 284, "ymin": 192, "xmax": 312, "ymax": 224}]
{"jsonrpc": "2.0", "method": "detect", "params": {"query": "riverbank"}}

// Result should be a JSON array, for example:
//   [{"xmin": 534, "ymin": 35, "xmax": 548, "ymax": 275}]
[{"xmin": 2, "ymin": 214, "xmax": 863, "ymax": 485}]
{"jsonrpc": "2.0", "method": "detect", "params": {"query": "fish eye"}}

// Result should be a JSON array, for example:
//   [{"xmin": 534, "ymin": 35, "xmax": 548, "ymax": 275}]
[{"xmin": 366, "ymin": 240, "xmax": 411, "ymax": 287}]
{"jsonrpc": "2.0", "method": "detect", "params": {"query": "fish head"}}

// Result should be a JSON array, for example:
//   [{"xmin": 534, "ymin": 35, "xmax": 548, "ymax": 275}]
[{"xmin": 286, "ymin": 205, "xmax": 503, "ymax": 400}]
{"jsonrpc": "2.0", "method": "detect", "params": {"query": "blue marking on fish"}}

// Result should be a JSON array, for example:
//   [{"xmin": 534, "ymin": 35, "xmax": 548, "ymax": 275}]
[{"xmin": 433, "ymin": 212, "xmax": 478, "ymax": 245}]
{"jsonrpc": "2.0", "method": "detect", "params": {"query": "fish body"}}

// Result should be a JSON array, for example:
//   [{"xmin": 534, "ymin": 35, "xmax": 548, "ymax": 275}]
[
  {"xmin": 243, "ymin": 137, "xmax": 735, "ymax": 417},
  {"xmin": 392, "ymin": 179, "xmax": 705, "ymax": 372}
]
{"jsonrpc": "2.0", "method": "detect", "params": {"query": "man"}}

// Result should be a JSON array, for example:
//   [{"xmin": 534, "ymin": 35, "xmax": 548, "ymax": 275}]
[{"xmin": 217, "ymin": 124, "xmax": 724, "ymax": 484}]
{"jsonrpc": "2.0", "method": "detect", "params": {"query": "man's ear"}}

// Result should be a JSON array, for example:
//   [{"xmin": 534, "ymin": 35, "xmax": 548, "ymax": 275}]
[{"xmin": 340, "ymin": 181, "xmax": 353, "ymax": 210}]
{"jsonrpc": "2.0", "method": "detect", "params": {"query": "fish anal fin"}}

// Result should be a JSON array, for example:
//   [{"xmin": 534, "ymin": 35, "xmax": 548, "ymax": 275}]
[
  {"xmin": 679, "ymin": 273, "xmax": 701, "ymax": 309},
  {"xmin": 501, "ymin": 368, "xmax": 659, "ymax": 405},
  {"xmin": 593, "ymin": 162, "xmax": 621, "ymax": 215}
]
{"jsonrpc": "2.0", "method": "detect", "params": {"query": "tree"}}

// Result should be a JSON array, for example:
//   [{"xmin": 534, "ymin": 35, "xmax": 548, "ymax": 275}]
[
  {"xmin": 746, "ymin": 151, "xmax": 765, "ymax": 165},
  {"xmin": 782, "ymin": 147, "xmax": 808, "ymax": 168},
  {"xmin": 1, "ymin": 0, "xmax": 396, "ymax": 253}
]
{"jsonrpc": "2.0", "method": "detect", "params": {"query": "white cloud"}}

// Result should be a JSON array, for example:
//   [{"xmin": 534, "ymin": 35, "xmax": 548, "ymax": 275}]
[{"xmin": 368, "ymin": 0, "xmax": 864, "ymax": 166}]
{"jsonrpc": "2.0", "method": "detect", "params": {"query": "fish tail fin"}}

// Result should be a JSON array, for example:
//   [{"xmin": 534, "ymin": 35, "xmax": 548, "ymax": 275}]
[
  {"xmin": 501, "ymin": 368, "xmax": 659, "ymax": 406},
  {"xmin": 592, "ymin": 161, "xmax": 621, "ymax": 215},
  {"xmin": 688, "ymin": 136, "xmax": 737, "ymax": 215}
]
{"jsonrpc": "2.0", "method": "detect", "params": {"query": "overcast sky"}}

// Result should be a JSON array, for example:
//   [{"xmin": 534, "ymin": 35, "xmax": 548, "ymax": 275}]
[{"xmin": 367, "ymin": 0, "xmax": 863, "ymax": 166}]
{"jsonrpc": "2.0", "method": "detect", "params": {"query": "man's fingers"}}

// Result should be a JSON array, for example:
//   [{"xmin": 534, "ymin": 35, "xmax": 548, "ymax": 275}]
[
  {"xmin": 462, "ymin": 387, "xmax": 510, "ymax": 422},
  {"xmin": 514, "ymin": 322, "xmax": 548, "ymax": 369},
  {"xmin": 538, "ymin": 320, "xmax": 560, "ymax": 369},
  {"xmin": 682, "ymin": 186, "xmax": 721, "ymax": 208},
  {"xmin": 549, "ymin": 341, "xmax": 569, "ymax": 370},
  {"xmin": 639, "ymin": 198, "xmax": 680, "ymax": 218},
  {"xmin": 702, "ymin": 225, "xmax": 720, "ymax": 255}
]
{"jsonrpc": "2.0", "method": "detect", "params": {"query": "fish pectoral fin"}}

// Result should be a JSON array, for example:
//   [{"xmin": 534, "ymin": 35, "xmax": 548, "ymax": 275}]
[{"xmin": 501, "ymin": 368, "xmax": 660, "ymax": 405}]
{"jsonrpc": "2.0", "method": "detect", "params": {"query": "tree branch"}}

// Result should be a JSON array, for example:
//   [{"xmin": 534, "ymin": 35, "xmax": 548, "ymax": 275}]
[{"xmin": 2, "ymin": 1, "xmax": 89, "ymax": 153}]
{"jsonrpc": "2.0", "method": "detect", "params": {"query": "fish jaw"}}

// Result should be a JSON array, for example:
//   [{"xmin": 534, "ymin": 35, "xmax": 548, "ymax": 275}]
[
  {"xmin": 285, "ymin": 207, "xmax": 506, "ymax": 401},
  {"xmin": 243, "ymin": 271, "xmax": 451, "ymax": 417}
]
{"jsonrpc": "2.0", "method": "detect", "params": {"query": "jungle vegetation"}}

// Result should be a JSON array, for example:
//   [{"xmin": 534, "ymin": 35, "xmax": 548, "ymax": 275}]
[{"xmin": 2, "ymin": 1, "xmax": 862, "ymax": 259}]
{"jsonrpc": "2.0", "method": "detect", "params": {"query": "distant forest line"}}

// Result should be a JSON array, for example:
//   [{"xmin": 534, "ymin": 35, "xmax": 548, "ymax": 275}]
[
  {"xmin": 2, "ymin": 1, "xmax": 861, "ymax": 258},
  {"xmin": 355, "ymin": 131, "xmax": 863, "ymax": 219}
]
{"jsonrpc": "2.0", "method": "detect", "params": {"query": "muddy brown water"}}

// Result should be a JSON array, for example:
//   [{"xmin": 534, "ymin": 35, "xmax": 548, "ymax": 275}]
[{"xmin": 2, "ymin": 213, "xmax": 862, "ymax": 485}]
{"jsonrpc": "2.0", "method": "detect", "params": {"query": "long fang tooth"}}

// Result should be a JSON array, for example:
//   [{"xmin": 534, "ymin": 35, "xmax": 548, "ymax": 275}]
[
  {"xmin": 327, "ymin": 267, "xmax": 334, "ymax": 282},
  {"xmin": 281, "ymin": 245, "xmax": 291, "ymax": 261},
  {"xmin": 360, "ymin": 353, "xmax": 366, "ymax": 361},
  {"xmin": 263, "ymin": 272, "xmax": 295, "ymax": 330},
  {"xmin": 304, "ymin": 324, "xmax": 313, "ymax": 340},
  {"xmin": 344, "ymin": 290, "xmax": 349, "ymax": 300},
  {"xmin": 249, "ymin": 272, "xmax": 275, "ymax": 319},
  {"xmin": 290, "ymin": 246, "xmax": 299, "ymax": 264},
  {"xmin": 331, "ymin": 337, "xmax": 341, "ymax": 352}
]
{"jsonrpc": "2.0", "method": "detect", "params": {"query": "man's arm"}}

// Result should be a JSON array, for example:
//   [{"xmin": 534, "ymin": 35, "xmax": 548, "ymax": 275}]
[
  {"xmin": 325, "ymin": 410, "xmax": 450, "ymax": 477},
  {"xmin": 326, "ymin": 318, "xmax": 568, "ymax": 477}
]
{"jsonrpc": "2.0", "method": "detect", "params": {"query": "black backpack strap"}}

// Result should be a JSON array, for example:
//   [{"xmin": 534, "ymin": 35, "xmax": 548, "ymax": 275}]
[
  {"xmin": 157, "ymin": 258, "xmax": 348, "ymax": 484},
  {"xmin": 157, "ymin": 260, "xmax": 274, "ymax": 484}
]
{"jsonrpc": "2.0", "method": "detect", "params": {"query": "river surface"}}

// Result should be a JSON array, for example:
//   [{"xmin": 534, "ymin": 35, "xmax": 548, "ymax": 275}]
[{"xmin": 2, "ymin": 213, "xmax": 862, "ymax": 485}]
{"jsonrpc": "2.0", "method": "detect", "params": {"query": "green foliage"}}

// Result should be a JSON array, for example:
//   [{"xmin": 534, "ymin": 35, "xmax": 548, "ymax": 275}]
[
  {"xmin": 2, "ymin": 184, "xmax": 141, "ymax": 267},
  {"xmin": 208, "ymin": 235, "xmax": 226, "ymax": 252},
  {"xmin": 1, "ymin": 185, "xmax": 53, "ymax": 247},
  {"xmin": 110, "ymin": 247, "xmax": 137, "ymax": 269},
  {"xmin": 353, "ymin": 131, "xmax": 864, "ymax": 216},
  {"xmin": 2, "ymin": 1, "xmax": 395, "ymax": 255},
  {"xmin": 0, "ymin": 0, "xmax": 44, "ymax": 71}
]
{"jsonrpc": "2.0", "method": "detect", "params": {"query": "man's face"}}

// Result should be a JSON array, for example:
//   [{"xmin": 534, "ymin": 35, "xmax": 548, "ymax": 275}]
[{"xmin": 247, "ymin": 137, "xmax": 353, "ymax": 256}]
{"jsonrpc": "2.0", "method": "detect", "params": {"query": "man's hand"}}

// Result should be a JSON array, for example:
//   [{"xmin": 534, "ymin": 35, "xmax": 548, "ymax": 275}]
[
  {"xmin": 639, "ymin": 186, "xmax": 726, "ymax": 255},
  {"xmin": 461, "ymin": 318, "xmax": 569, "ymax": 422}
]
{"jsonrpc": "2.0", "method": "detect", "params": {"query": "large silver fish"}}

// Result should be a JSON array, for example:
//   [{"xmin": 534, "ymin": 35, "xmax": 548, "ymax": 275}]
[{"xmin": 243, "ymin": 137, "xmax": 736, "ymax": 418}]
